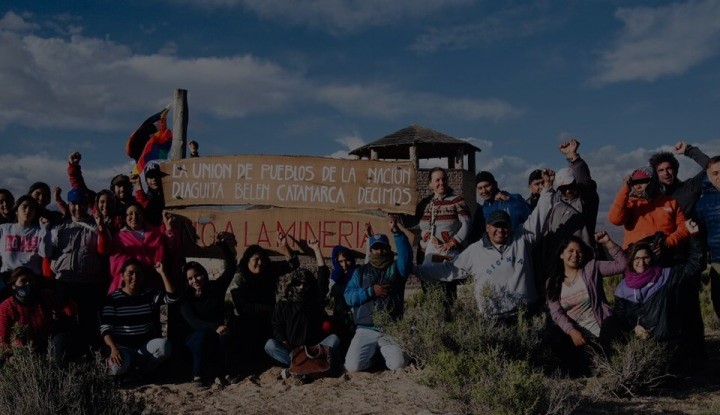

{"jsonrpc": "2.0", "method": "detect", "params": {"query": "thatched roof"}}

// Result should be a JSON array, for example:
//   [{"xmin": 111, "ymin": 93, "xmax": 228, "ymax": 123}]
[{"xmin": 349, "ymin": 124, "xmax": 481, "ymax": 160}]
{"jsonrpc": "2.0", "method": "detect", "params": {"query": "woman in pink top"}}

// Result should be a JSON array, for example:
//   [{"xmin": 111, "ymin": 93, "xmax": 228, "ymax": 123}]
[
  {"xmin": 108, "ymin": 202, "xmax": 178, "ymax": 293},
  {"xmin": 545, "ymin": 231, "xmax": 628, "ymax": 376}
]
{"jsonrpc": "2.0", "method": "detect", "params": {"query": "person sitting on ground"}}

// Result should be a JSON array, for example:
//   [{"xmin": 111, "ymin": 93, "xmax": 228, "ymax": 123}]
[
  {"xmin": 468, "ymin": 170, "xmax": 530, "ymax": 244},
  {"xmin": 265, "ymin": 268, "xmax": 340, "ymax": 377},
  {"xmin": 0, "ymin": 267, "xmax": 79, "ymax": 362},
  {"xmin": 613, "ymin": 220, "xmax": 705, "ymax": 349},
  {"xmin": 344, "ymin": 215, "xmax": 412, "ymax": 372},
  {"xmin": 230, "ymin": 232, "xmax": 299, "ymax": 363},
  {"xmin": 526, "ymin": 169, "xmax": 544, "ymax": 211},
  {"xmin": 311, "ymin": 239, "xmax": 355, "ymax": 347},
  {"xmin": 545, "ymin": 232, "xmax": 628, "ymax": 377},
  {"xmin": 180, "ymin": 232, "xmax": 237, "ymax": 387},
  {"xmin": 100, "ymin": 259, "xmax": 177, "ymax": 377},
  {"xmin": 0, "ymin": 189, "xmax": 15, "ymax": 225},
  {"xmin": 608, "ymin": 167, "xmax": 690, "ymax": 254},
  {"xmin": 415, "ymin": 169, "xmax": 555, "ymax": 321}
]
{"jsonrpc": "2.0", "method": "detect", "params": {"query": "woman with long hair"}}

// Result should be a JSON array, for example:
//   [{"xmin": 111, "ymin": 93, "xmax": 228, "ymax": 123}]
[
  {"xmin": 180, "ymin": 233, "xmax": 237, "ymax": 387},
  {"xmin": 230, "ymin": 232, "xmax": 298, "ymax": 362},
  {"xmin": 545, "ymin": 231, "xmax": 628, "ymax": 376}
]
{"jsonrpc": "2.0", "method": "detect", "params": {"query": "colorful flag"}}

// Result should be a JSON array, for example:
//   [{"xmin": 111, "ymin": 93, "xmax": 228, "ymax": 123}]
[
  {"xmin": 126, "ymin": 106, "xmax": 171, "ymax": 161},
  {"xmin": 126, "ymin": 106, "xmax": 173, "ymax": 174}
]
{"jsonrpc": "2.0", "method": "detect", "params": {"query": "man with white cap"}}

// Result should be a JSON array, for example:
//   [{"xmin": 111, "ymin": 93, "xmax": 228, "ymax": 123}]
[
  {"xmin": 344, "ymin": 215, "xmax": 412, "ymax": 372},
  {"xmin": 415, "ymin": 170, "xmax": 556, "ymax": 321},
  {"xmin": 545, "ymin": 139, "xmax": 600, "ymax": 251}
]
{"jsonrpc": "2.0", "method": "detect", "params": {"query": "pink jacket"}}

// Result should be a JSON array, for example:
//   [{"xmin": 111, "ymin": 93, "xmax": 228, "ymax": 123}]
[{"xmin": 108, "ymin": 225, "xmax": 168, "ymax": 293}]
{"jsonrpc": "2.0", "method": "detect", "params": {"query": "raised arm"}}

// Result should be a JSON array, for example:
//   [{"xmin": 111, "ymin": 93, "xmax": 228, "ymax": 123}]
[{"xmin": 608, "ymin": 177, "xmax": 632, "ymax": 226}]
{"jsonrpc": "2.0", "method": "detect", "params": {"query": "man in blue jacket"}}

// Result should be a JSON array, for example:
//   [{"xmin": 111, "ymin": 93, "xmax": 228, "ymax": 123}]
[{"xmin": 344, "ymin": 215, "xmax": 412, "ymax": 372}]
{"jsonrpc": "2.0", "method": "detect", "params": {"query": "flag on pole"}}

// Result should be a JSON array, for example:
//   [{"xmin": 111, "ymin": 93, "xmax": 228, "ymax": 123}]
[{"xmin": 126, "ymin": 105, "xmax": 173, "ymax": 174}]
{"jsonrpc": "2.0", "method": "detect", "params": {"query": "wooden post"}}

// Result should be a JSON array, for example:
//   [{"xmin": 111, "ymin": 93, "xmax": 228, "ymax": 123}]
[
  {"xmin": 170, "ymin": 89, "xmax": 188, "ymax": 160},
  {"xmin": 454, "ymin": 149, "xmax": 464, "ymax": 169},
  {"xmin": 409, "ymin": 145, "xmax": 419, "ymax": 170},
  {"xmin": 468, "ymin": 150, "xmax": 476, "ymax": 174}
]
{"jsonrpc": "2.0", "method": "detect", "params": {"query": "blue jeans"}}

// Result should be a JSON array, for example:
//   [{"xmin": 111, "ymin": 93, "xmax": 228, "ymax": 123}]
[
  {"xmin": 344, "ymin": 327, "xmax": 407, "ymax": 372},
  {"xmin": 265, "ymin": 334, "xmax": 340, "ymax": 367},
  {"xmin": 185, "ymin": 329, "xmax": 229, "ymax": 377},
  {"xmin": 108, "ymin": 338, "xmax": 172, "ymax": 376}
]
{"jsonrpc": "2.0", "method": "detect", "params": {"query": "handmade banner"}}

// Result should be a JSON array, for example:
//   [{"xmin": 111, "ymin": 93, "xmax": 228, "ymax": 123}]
[
  {"xmin": 160, "ymin": 155, "xmax": 417, "ymax": 214},
  {"xmin": 172, "ymin": 207, "xmax": 410, "ymax": 258}
]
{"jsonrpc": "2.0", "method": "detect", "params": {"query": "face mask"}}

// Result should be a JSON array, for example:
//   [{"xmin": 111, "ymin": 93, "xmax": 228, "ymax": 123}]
[{"xmin": 13, "ymin": 285, "xmax": 36, "ymax": 304}]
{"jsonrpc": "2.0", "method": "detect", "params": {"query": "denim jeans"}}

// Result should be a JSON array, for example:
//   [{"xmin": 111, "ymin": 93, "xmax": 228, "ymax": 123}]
[
  {"xmin": 344, "ymin": 327, "xmax": 407, "ymax": 372},
  {"xmin": 265, "ymin": 334, "xmax": 340, "ymax": 367}
]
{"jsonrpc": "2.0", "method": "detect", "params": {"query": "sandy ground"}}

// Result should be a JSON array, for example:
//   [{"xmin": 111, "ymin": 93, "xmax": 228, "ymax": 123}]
[{"xmin": 135, "ymin": 365, "xmax": 463, "ymax": 415}]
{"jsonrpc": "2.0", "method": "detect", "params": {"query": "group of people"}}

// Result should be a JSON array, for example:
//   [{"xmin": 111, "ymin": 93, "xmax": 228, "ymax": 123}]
[
  {"xmin": 413, "ymin": 139, "xmax": 718, "ymax": 375},
  {"xmin": 0, "ymin": 138, "xmax": 718, "ymax": 385}
]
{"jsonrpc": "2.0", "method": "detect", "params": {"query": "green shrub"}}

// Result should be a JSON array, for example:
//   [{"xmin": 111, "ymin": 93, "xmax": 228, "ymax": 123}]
[
  {"xmin": 381, "ymin": 282, "xmax": 581, "ymax": 414},
  {"xmin": 0, "ymin": 348, "xmax": 150, "ymax": 415},
  {"xmin": 588, "ymin": 336, "xmax": 673, "ymax": 398}
]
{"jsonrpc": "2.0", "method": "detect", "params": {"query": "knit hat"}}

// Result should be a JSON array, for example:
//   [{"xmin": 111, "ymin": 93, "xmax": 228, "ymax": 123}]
[
  {"xmin": 630, "ymin": 167, "xmax": 653, "ymax": 184},
  {"xmin": 110, "ymin": 174, "xmax": 130, "ymax": 188},
  {"xmin": 555, "ymin": 168, "xmax": 575, "ymax": 188},
  {"xmin": 475, "ymin": 171, "xmax": 497, "ymax": 186}
]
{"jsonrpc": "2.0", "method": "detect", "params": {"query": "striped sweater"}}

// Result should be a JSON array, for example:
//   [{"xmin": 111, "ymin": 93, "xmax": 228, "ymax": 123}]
[
  {"xmin": 100, "ymin": 289, "xmax": 178, "ymax": 349},
  {"xmin": 418, "ymin": 193, "xmax": 472, "ymax": 254}
]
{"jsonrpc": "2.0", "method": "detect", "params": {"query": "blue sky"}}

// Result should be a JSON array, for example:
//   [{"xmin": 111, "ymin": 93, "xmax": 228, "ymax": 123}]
[{"xmin": 1, "ymin": 0, "xmax": 719, "ymax": 234}]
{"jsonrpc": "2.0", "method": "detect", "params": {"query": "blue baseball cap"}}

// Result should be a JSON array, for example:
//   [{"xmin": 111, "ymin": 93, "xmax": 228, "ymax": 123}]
[
  {"xmin": 67, "ymin": 188, "xmax": 86, "ymax": 204},
  {"xmin": 368, "ymin": 234, "xmax": 390, "ymax": 249}
]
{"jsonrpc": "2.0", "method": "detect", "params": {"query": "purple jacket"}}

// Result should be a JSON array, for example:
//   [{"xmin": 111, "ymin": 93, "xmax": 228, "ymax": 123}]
[{"xmin": 547, "ymin": 245, "xmax": 627, "ymax": 334}]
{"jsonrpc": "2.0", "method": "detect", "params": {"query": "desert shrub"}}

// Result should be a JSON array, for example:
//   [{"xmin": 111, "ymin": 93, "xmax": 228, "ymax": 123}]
[
  {"xmin": 380, "ymin": 282, "xmax": 581, "ymax": 414},
  {"xmin": 588, "ymin": 336, "xmax": 674, "ymax": 399},
  {"xmin": 0, "ymin": 348, "xmax": 150, "ymax": 415}
]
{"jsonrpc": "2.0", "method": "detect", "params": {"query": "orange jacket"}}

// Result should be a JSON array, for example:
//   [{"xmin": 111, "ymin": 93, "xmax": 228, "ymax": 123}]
[{"xmin": 607, "ymin": 186, "xmax": 689, "ymax": 249}]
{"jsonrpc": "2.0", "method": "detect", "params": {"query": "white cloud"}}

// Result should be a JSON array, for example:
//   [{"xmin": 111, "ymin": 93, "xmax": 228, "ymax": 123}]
[
  {"xmin": 593, "ymin": 0, "xmax": 720, "ymax": 84},
  {"xmin": 0, "ymin": 12, "xmax": 518, "ymax": 132},
  {"xmin": 0, "ymin": 11, "xmax": 40, "ymax": 32},
  {"xmin": 411, "ymin": 3, "xmax": 553, "ymax": 53},
  {"xmin": 327, "ymin": 132, "xmax": 366, "ymax": 158},
  {"xmin": 171, "ymin": 0, "xmax": 472, "ymax": 32},
  {"xmin": 0, "ymin": 152, "xmax": 131, "ymax": 200}
]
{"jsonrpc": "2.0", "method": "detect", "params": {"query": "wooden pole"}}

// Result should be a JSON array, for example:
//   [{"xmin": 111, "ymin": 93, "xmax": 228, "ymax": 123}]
[{"xmin": 170, "ymin": 89, "xmax": 188, "ymax": 160}]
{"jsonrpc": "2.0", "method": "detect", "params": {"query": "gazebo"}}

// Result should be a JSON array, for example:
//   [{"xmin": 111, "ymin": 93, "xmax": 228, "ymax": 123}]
[{"xmin": 350, "ymin": 124, "xmax": 481, "ymax": 208}]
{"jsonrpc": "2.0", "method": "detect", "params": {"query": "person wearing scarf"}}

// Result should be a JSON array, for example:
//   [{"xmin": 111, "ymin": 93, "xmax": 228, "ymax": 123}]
[
  {"xmin": 614, "ymin": 219, "xmax": 706, "ymax": 348},
  {"xmin": 344, "ymin": 215, "xmax": 412, "ymax": 372}
]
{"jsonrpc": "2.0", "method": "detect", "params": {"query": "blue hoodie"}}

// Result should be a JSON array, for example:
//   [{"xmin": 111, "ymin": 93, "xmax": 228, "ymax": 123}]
[{"xmin": 696, "ymin": 176, "xmax": 720, "ymax": 262}]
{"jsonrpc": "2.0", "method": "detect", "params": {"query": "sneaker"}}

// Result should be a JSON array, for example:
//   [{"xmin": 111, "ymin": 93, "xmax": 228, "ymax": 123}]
[
  {"xmin": 280, "ymin": 369, "xmax": 290, "ymax": 380},
  {"xmin": 191, "ymin": 376, "xmax": 204, "ymax": 387}
]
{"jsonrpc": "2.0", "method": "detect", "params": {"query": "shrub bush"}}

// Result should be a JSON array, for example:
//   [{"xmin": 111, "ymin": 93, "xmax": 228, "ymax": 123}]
[
  {"xmin": 380, "ymin": 282, "xmax": 581, "ymax": 415},
  {"xmin": 588, "ymin": 336, "xmax": 674, "ymax": 398},
  {"xmin": 0, "ymin": 348, "xmax": 150, "ymax": 415}
]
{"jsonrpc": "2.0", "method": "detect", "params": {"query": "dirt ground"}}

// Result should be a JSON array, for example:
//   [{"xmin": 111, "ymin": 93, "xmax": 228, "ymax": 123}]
[{"xmin": 134, "ymin": 332, "xmax": 720, "ymax": 415}]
